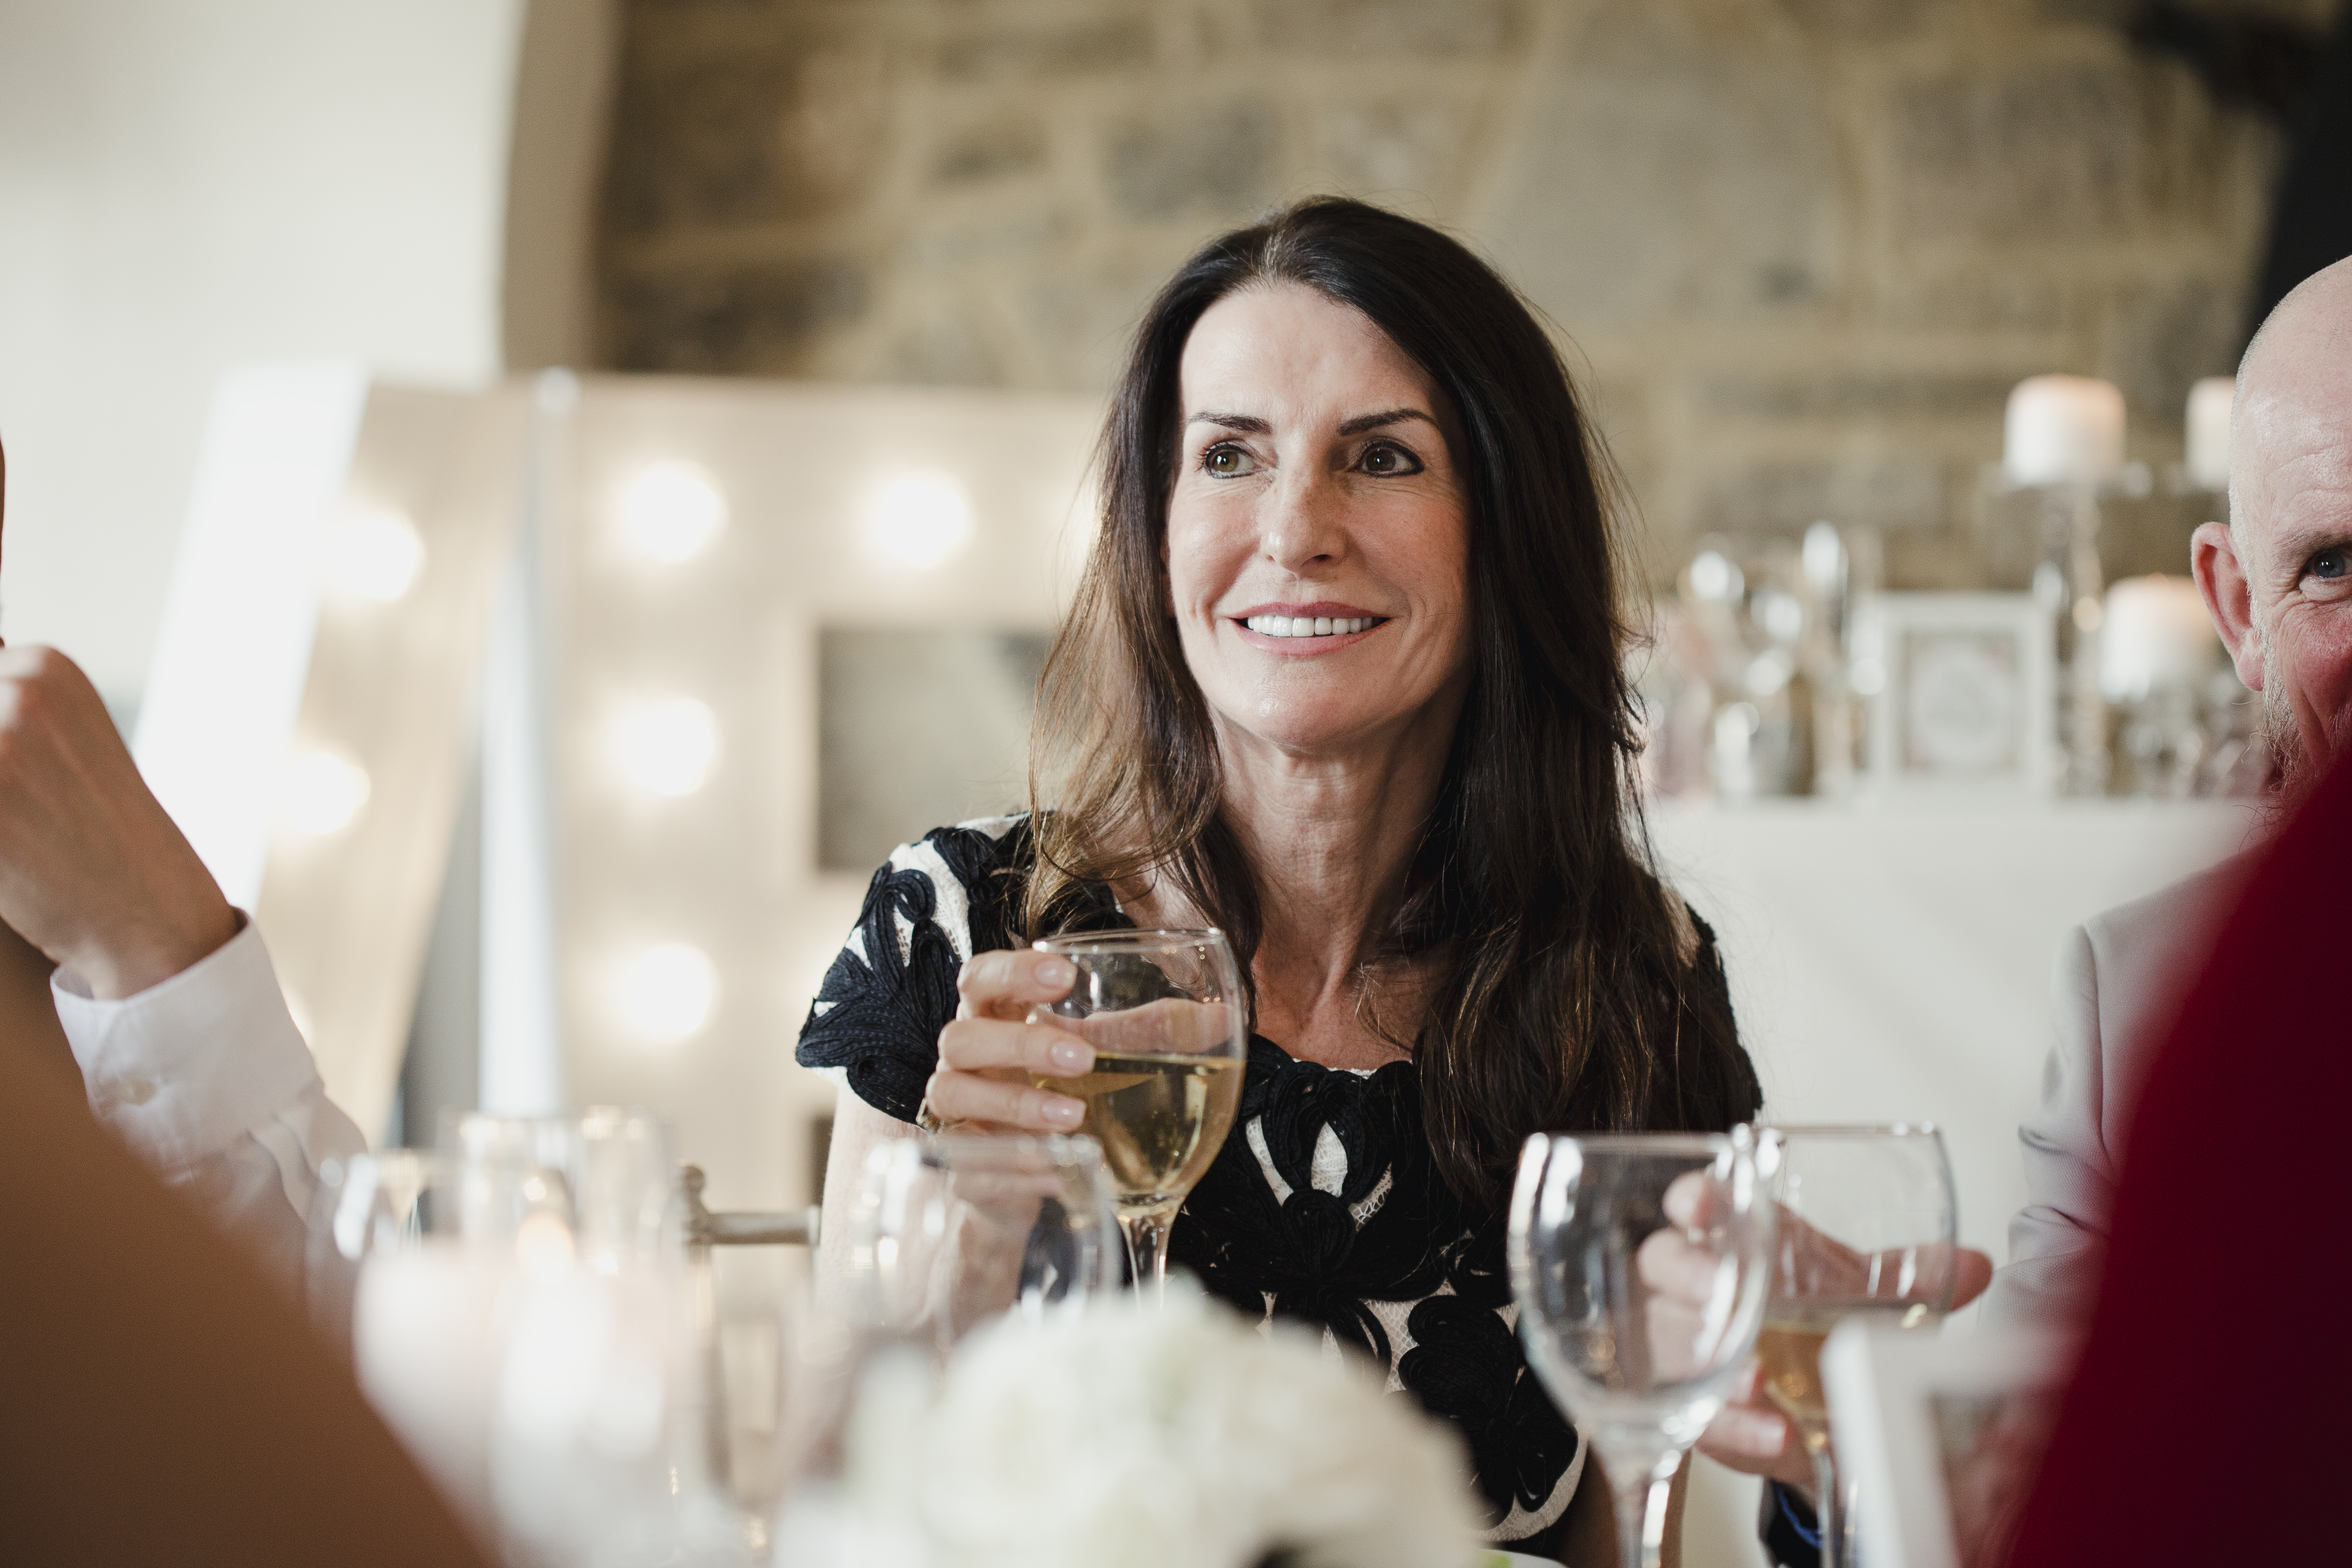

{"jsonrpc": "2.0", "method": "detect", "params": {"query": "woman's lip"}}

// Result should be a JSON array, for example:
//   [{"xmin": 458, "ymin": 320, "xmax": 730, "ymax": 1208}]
[{"xmin": 1230, "ymin": 601, "xmax": 1382, "ymax": 619}]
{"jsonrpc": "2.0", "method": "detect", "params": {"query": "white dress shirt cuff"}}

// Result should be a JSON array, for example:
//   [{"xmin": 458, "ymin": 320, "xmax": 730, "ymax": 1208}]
[{"xmin": 52, "ymin": 916, "xmax": 321, "ymax": 1175}]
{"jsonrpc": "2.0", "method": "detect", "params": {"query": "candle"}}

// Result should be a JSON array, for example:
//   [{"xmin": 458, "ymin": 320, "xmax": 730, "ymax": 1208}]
[
  {"xmin": 2003, "ymin": 374, "xmax": 2127, "ymax": 488},
  {"xmin": 2098, "ymin": 575, "xmax": 2220, "ymax": 702},
  {"xmin": 2185, "ymin": 376, "xmax": 2234, "ymax": 492}
]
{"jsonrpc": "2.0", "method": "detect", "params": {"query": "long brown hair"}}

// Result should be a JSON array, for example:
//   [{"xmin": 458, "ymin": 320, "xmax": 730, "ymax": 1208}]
[{"xmin": 1024, "ymin": 198, "xmax": 1758, "ymax": 1209}]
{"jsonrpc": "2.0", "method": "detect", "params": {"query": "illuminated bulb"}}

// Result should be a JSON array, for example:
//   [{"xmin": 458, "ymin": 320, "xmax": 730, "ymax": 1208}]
[
  {"xmin": 328, "ymin": 505, "xmax": 426, "ymax": 601},
  {"xmin": 281, "ymin": 750, "xmax": 372, "ymax": 835},
  {"xmin": 614, "ymin": 943, "xmax": 717, "ymax": 1045},
  {"xmin": 614, "ymin": 461, "xmax": 727, "ymax": 564},
  {"xmin": 864, "ymin": 473, "xmax": 973, "ymax": 569},
  {"xmin": 606, "ymin": 697, "xmax": 720, "ymax": 796}
]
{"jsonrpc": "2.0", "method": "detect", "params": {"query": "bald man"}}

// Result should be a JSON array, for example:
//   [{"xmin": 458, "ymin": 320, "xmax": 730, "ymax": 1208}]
[
  {"xmin": 1985, "ymin": 256, "xmax": 2352, "ymax": 1328},
  {"xmin": 0, "ymin": 435, "xmax": 361, "ymax": 1290}
]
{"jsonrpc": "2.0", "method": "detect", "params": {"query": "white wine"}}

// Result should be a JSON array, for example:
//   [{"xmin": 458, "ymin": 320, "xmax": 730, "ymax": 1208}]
[
  {"xmin": 1758, "ymin": 1301, "xmax": 1941, "ymax": 1443},
  {"xmin": 1033, "ymin": 1050, "xmax": 1242, "ymax": 1213}
]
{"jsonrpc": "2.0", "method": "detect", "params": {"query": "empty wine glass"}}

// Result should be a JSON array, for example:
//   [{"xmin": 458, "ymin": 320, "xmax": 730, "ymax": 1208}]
[
  {"xmin": 844, "ymin": 1132, "xmax": 1121, "ymax": 1353},
  {"xmin": 1025, "ymin": 928, "xmax": 1247, "ymax": 1297},
  {"xmin": 1508, "ymin": 1128, "xmax": 1779, "ymax": 1568},
  {"xmin": 1756, "ymin": 1123, "xmax": 1959, "ymax": 1568}
]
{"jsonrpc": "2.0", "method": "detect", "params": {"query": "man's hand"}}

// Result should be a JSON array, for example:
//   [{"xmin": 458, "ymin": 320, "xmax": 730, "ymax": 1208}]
[
  {"xmin": 0, "ymin": 644, "xmax": 237, "ymax": 999},
  {"xmin": 1638, "ymin": 1170, "xmax": 1996, "ymax": 1494}
]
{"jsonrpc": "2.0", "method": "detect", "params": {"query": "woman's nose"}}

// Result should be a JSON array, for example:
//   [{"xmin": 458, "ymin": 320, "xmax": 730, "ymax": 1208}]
[{"xmin": 1259, "ymin": 467, "xmax": 1346, "ymax": 572}]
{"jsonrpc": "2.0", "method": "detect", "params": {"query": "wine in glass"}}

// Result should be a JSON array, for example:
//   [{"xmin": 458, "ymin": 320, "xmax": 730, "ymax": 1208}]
[
  {"xmin": 1755, "ymin": 1123, "xmax": 1959, "ymax": 1568},
  {"xmin": 1509, "ymin": 1129, "xmax": 1780, "ymax": 1568},
  {"xmin": 1024, "ymin": 928, "xmax": 1247, "ymax": 1298}
]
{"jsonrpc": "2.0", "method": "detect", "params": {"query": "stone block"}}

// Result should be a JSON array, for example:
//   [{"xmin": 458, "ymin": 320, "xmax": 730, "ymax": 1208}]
[
  {"xmin": 605, "ymin": 39, "xmax": 889, "ymax": 233},
  {"xmin": 603, "ymin": 258, "xmax": 870, "ymax": 372},
  {"xmin": 1770, "ymin": 0, "xmax": 1949, "ymax": 38},
  {"xmin": 1695, "ymin": 452, "xmax": 1948, "ymax": 535},
  {"xmin": 1011, "ymin": 258, "xmax": 1174, "ymax": 389},
  {"xmin": 1106, "ymin": 102, "xmax": 1279, "ymax": 220},
  {"xmin": 1890, "ymin": 61, "xmax": 2163, "ymax": 244},
  {"xmin": 1249, "ymin": 0, "xmax": 1524, "ymax": 57},
  {"xmin": 1315, "ymin": 101, "xmax": 1471, "ymax": 197},
  {"xmin": 933, "ymin": 15, "xmax": 1155, "ymax": 79},
  {"xmin": 2096, "ymin": 275, "xmax": 2245, "ymax": 415},
  {"xmin": 880, "ymin": 306, "xmax": 1008, "ymax": 387},
  {"xmin": 1695, "ymin": 369, "xmax": 2019, "ymax": 422},
  {"xmin": 931, "ymin": 116, "xmax": 1050, "ymax": 186},
  {"xmin": 1473, "ymin": 0, "xmax": 1845, "ymax": 333}
]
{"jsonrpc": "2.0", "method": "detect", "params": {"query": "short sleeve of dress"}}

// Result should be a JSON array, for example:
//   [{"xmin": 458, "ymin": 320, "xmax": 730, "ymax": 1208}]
[{"xmin": 794, "ymin": 816, "xmax": 1032, "ymax": 1123}]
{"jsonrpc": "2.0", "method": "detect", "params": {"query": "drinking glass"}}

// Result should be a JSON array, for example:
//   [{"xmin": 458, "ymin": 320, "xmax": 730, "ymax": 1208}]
[
  {"xmin": 1756, "ymin": 1123, "xmax": 1959, "ymax": 1568},
  {"xmin": 843, "ymin": 1132, "xmax": 1122, "ymax": 1353},
  {"xmin": 1024, "ymin": 928, "xmax": 1247, "ymax": 1296},
  {"xmin": 1508, "ymin": 1129, "xmax": 1779, "ymax": 1568}
]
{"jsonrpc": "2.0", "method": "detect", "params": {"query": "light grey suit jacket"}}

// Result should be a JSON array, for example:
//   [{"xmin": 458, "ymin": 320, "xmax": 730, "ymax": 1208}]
[{"xmin": 1983, "ymin": 855, "xmax": 2252, "ymax": 1328}]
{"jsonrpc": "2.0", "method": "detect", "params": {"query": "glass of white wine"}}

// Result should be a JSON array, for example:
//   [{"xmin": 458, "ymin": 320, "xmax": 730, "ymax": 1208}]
[
  {"xmin": 1755, "ymin": 1123, "xmax": 1959, "ymax": 1568},
  {"xmin": 1508, "ymin": 1129, "xmax": 1780, "ymax": 1568},
  {"xmin": 1024, "ymin": 928, "xmax": 1247, "ymax": 1299}
]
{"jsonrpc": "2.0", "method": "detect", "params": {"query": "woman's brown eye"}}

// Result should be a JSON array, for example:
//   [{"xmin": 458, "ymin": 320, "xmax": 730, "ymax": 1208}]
[
  {"xmin": 1362, "ymin": 442, "xmax": 1416, "ymax": 475},
  {"xmin": 1206, "ymin": 446, "xmax": 1242, "ymax": 475}
]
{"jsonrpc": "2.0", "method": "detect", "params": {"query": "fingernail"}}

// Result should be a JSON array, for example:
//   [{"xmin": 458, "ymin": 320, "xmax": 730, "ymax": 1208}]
[
  {"xmin": 1043, "ymin": 1097, "xmax": 1083, "ymax": 1127},
  {"xmin": 1048, "ymin": 1040, "xmax": 1089, "ymax": 1073},
  {"xmin": 1036, "ymin": 957, "xmax": 1075, "ymax": 987}
]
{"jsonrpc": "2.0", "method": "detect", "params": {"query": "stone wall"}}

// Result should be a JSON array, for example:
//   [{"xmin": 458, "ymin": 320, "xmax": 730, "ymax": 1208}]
[{"xmin": 593, "ymin": 0, "xmax": 2332, "ymax": 588}]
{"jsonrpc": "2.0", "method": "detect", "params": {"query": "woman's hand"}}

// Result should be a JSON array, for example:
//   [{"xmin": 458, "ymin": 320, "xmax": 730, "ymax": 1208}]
[{"xmin": 924, "ymin": 949, "xmax": 1094, "ymax": 1133}]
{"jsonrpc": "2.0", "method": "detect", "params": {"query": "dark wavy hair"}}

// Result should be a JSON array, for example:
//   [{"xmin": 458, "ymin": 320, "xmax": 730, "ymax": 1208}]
[{"xmin": 1024, "ymin": 197, "xmax": 1758, "ymax": 1208}]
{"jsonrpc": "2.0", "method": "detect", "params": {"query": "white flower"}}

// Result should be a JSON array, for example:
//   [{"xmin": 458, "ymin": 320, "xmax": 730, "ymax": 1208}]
[{"xmin": 872, "ymin": 1283, "xmax": 1485, "ymax": 1568}]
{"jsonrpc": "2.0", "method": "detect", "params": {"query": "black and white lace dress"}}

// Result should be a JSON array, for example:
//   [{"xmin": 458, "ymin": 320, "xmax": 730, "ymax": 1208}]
[{"xmin": 797, "ymin": 814, "xmax": 1745, "ymax": 1548}]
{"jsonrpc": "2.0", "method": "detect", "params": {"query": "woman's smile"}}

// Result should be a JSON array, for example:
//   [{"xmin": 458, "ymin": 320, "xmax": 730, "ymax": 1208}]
[{"xmin": 1231, "ymin": 601, "xmax": 1391, "ymax": 652}]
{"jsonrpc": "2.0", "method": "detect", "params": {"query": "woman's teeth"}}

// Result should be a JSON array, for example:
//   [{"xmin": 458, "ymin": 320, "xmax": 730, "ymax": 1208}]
[{"xmin": 1243, "ymin": 615, "xmax": 1376, "ymax": 638}]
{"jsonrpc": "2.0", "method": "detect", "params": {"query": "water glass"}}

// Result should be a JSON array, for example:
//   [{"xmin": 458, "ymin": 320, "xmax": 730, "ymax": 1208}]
[{"xmin": 1508, "ymin": 1128, "xmax": 1779, "ymax": 1568}]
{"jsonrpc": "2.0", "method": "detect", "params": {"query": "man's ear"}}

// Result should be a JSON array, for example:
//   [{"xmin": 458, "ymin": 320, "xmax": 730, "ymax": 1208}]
[{"xmin": 2192, "ymin": 521, "xmax": 2264, "ymax": 690}]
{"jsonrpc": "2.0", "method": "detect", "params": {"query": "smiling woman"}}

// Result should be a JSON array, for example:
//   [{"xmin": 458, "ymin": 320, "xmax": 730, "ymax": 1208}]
[{"xmin": 795, "ymin": 199, "xmax": 1765, "ymax": 1559}]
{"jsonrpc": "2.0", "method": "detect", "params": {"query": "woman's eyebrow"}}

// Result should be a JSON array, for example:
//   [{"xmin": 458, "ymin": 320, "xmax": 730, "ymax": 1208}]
[
  {"xmin": 1336, "ymin": 408, "xmax": 1436, "ymax": 435},
  {"xmin": 1188, "ymin": 411, "xmax": 1270, "ymax": 433}
]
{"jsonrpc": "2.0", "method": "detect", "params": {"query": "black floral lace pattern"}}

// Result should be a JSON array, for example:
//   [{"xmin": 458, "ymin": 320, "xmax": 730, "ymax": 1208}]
[{"xmin": 796, "ymin": 816, "xmax": 1740, "ymax": 1546}]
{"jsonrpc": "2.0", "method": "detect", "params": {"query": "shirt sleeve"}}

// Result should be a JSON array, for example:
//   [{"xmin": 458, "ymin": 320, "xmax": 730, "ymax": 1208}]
[
  {"xmin": 51, "ymin": 916, "xmax": 366, "ymax": 1292},
  {"xmin": 794, "ymin": 819, "xmax": 1025, "ymax": 1124}
]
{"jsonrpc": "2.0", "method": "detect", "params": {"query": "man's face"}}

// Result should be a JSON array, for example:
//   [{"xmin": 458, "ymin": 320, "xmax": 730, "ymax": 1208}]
[
  {"xmin": 2195, "ymin": 280, "xmax": 2352, "ymax": 805},
  {"xmin": 2236, "ymin": 391, "xmax": 2352, "ymax": 798}
]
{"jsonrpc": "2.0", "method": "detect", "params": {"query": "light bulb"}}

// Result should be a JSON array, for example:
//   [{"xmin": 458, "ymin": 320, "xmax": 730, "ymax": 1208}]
[
  {"xmin": 614, "ymin": 461, "xmax": 727, "ymax": 564},
  {"xmin": 614, "ymin": 942, "xmax": 717, "ymax": 1044},
  {"xmin": 328, "ymin": 505, "xmax": 426, "ymax": 602},
  {"xmin": 606, "ymin": 696, "xmax": 720, "ymax": 797},
  {"xmin": 280, "ymin": 750, "xmax": 371, "ymax": 835},
  {"xmin": 864, "ymin": 473, "xmax": 972, "ymax": 569}
]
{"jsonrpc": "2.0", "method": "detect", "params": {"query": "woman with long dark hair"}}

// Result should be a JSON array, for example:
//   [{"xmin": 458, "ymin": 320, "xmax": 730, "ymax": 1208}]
[{"xmin": 797, "ymin": 197, "xmax": 1764, "ymax": 1554}]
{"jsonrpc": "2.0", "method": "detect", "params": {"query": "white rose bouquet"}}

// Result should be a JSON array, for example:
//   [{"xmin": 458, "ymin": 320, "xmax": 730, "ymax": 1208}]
[{"xmin": 834, "ymin": 1283, "xmax": 1489, "ymax": 1568}]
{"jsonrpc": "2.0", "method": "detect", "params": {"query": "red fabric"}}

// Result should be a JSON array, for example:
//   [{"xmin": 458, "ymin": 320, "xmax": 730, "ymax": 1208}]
[{"xmin": 2005, "ymin": 759, "xmax": 2352, "ymax": 1566}]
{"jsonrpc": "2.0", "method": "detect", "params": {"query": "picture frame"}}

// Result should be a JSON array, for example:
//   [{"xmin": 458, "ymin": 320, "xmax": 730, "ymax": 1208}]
[{"xmin": 1855, "ymin": 593, "xmax": 2057, "ymax": 794}]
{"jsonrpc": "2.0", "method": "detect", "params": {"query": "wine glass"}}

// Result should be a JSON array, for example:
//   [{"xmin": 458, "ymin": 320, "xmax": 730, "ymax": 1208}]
[
  {"xmin": 1508, "ymin": 1129, "xmax": 1780, "ymax": 1568},
  {"xmin": 1755, "ymin": 1123, "xmax": 1959, "ymax": 1568},
  {"xmin": 1024, "ymin": 928, "xmax": 1247, "ymax": 1297},
  {"xmin": 844, "ymin": 1132, "xmax": 1122, "ymax": 1352}
]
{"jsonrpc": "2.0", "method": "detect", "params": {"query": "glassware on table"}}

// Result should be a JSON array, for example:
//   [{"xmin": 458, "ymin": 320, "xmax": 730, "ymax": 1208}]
[
  {"xmin": 1755, "ymin": 1123, "xmax": 1959, "ymax": 1568},
  {"xmin": 1508, "ymin": 1128, "xmax": 1780, "ymax": 1568},
  {"xmin": 1023, "ymin": 928, "xmax": 1247, "ymax": 1296},
  {"xmin": 844, "ymin": 1132, "xmax": 1121, "ymax": 1353}
]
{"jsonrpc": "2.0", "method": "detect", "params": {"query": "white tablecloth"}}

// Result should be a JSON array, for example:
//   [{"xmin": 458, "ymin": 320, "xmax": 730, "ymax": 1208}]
[{"xmin": 1647, "ymin": 796, "xmax": 2258, "ymax": 1565}]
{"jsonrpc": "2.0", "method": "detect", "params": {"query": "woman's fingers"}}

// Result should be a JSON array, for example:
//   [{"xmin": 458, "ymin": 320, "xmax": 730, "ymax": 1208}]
[
  {"xmin": 938, "ymin": 1015, "xmax": 1093, "ymax": 1078},
  {"xmin": 922, "ymin": 1063, "xmax": 1086, "ymax": 1132},
  {"xmin": 956, "ymin": 948, "xmax": 1077, "ymax": 1020}
]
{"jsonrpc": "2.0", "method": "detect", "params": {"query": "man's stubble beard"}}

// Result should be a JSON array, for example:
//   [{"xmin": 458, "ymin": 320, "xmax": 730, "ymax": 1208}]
[{"xmin": 2259, "ymin": 638, "xmax": 2345, "ymax": 819}]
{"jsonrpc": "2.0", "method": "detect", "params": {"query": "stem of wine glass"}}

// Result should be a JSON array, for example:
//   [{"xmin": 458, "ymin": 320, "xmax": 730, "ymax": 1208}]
[
  {"xmin": 1604, "ymin": 1447, "xmax": 1679, "ymax": 1568},
  {"xmin": 1811, "ymin": 1443, "xmax": 1849, "ymax": 1568},
  {"xmin": 1122, "ymin": 1212, "xmax": 1172, "ymax": 1305}
]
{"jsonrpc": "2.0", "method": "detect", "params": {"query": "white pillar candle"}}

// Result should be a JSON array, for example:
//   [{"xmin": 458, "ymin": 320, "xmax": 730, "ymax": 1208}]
[
  {"xmin": 2098, "ymin": 574, "xmax": 2220, "ymax": 702},
  {"xmin": 2185, "ymin": 376, "xmax": 2234, "ymax": 492},
  {"xmin": 2003, "ymin": 374, "xmax": 2127, "ymax": 488}
]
